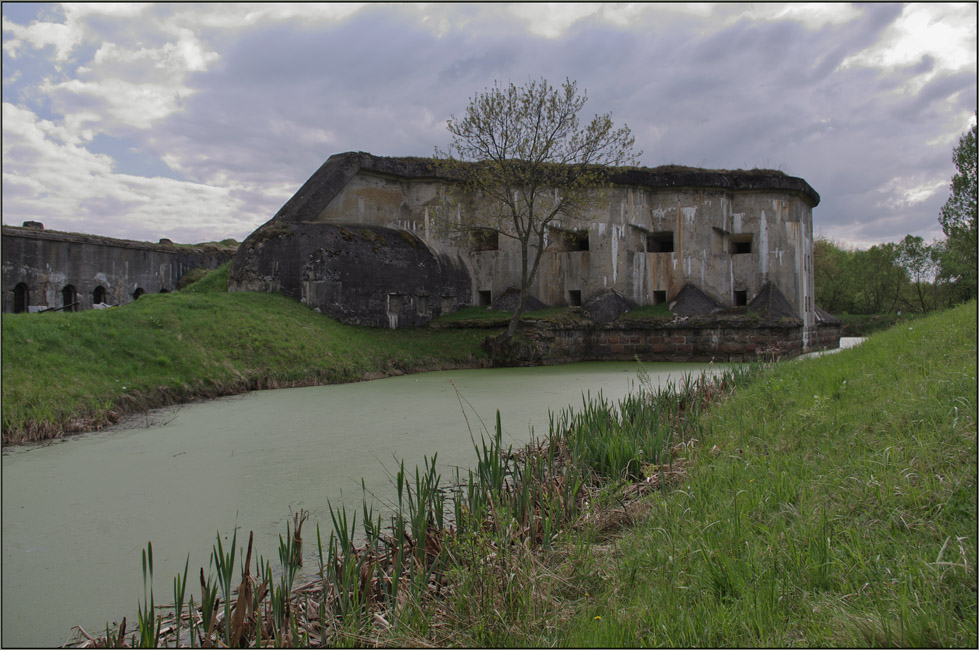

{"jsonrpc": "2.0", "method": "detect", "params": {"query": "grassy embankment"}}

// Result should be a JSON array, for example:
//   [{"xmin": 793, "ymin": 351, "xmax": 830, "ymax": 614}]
[
  {"xmin": 531, "ymin": 301, "xmax": 977, "ymax": 647},
  {"xmin": 74, "ymin": 301, "xmax": 976, "ymax": 648},
  {"xmin": 1, "ymin": 263, "xmax": 496, "ymax": 445},
  {"xmin": 835, "ymin": 311, "xmax": 922, "ymax": 336},
  {"xmin": 378, "ymin": 301, "xmax": 977, "ymax": 647}
]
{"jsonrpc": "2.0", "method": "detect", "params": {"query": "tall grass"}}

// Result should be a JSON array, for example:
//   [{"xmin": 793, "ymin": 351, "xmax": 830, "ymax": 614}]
[{"xmin": 551, "ymin": 301, "xmax": 978, "ymax": 648}]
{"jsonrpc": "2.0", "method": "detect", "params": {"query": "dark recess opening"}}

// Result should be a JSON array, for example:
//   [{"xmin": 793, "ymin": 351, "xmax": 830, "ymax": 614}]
[
  {"xmin": 470, "ymin": 228, "xmax": 499, "ymax": 252},
  {"xmin": 731, "ymin": 234, "xmax": 753, "ymax": 254},
  {"xmin": 478, "ymin": 290, "xmax": 492, "ymax": 306},
  {"xmin": 548, "ymin": 228, "xmax": 589, "ymax": 252},
  {"xmin": 132, "ymin": 288, "xmax": 145, "ymax": 301},
  {"xmin": 14, "ymin": 283, "xmax": 29, "ymax": 313},
  {"xmin": 647, "ymin": 231, "xmax": 675, "ymax": 253},
  {"xmin": 62, "ymin": 285, "xmax": 77, "ymax": 312},
  {"xmin": 653, "ymin": 290, "xmax": 667, "ymax": 304},
  {"xmin": 160, "ymin": 288, "xmax": 170, "ymax": 294},
  {"xmin": 734, "ymin": 290, "xmax": 748, "ymax": 306},
  {"xmin": 568, "ymin": 289, "xmax": 582, "ymax": 306},
  {"xmin": 93, "ymin": 286, "xmax": 106, "ymax": 305}
]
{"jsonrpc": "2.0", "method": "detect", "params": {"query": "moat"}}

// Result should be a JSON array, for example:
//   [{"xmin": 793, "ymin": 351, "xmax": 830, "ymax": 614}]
[{"xmin": 2, "ymin": 360, "xmax": 726, "ymax": 647}]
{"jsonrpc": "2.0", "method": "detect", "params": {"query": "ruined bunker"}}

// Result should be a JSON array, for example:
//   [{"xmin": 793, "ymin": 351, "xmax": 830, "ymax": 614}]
[
  {"xmin": 2, "ymin": 223, "xmax": 235, "ymax": 313},
  {"xmin": 231, "ymin": 152, "xmax": 833, "ymax": 351}
]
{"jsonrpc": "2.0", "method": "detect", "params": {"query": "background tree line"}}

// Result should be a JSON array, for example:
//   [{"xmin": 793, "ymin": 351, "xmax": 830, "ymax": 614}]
[{"xmin": 815, "ymin": 118, "xmax": 977, "ymax": 316}]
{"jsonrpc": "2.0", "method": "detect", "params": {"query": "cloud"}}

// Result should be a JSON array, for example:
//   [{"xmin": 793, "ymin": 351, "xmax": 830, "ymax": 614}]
[
  {"xmin": 2, "ymin": 15, "xmax": 80, "ymax": 61},
  {"xmin": 1, "ymin": 103, "xmax": 256, "ymax": 242},
  {"xmin": 0, "ymin": 2, "xmax": 975, "ymax": 248},
  {"xmin": 843, "ymin": 3, "xmax": 978, "ymax": 73}
]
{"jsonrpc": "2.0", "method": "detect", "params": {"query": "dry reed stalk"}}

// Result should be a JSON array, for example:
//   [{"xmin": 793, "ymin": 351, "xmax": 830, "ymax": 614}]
[{"xmin": 228, "ymin": 531, "xmax": 254, "ymax": 646}]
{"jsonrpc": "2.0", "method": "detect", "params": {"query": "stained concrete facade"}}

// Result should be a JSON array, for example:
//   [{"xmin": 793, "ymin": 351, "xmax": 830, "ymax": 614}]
[
  {"xmin": 233, "ymin": 152, "xmax": 821, "ymax": 345},
  {"xmin": 1, "ymin": 224, "xmax": 235, "ymax": 313}
]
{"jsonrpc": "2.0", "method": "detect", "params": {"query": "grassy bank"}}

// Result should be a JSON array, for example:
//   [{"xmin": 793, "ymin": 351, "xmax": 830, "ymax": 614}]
[
  {"xmin": 71, "ymin": 303, "xmax": 976, "ymax": 648},
  {"xmin": 835, "ymin": 310, "xmax": 920, "ymax": 336},
  {"xmin": 1, "ymin": 264, "xmax": 495, "ymax": 444},
  {"xmin": 537, "ymin": 300, "xmax": 977, "ymax": 647}
]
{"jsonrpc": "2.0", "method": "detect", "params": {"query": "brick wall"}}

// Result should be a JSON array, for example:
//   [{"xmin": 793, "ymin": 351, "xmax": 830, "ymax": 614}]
[{"xmin": 525, "ymin": 321, "xmax": 839, "ymax": 365}]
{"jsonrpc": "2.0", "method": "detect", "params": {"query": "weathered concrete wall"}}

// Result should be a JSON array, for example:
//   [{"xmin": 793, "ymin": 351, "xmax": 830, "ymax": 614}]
[
  {"xmin": 251, "ymin": 152, "xmax": 820, "ymax": 341},
  {"xmin": 1, "ymin": 224, "xmax": 235, "ymax": 313},
  {"xmin": 229, "ymin": 222, "xmax": 470, "ymax": 327},
  {"xmin": 230, "ymin": 152, "xmax": 833, "ymax": 351}
]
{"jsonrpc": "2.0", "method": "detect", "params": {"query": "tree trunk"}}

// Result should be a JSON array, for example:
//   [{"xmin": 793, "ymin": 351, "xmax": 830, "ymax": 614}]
[{"xmin": 503, "ymin": 234, "xmax": 533, "ymax": 339}]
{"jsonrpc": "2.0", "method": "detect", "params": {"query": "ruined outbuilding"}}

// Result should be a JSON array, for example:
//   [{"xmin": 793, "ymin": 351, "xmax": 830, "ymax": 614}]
[
  {"xmin": 231, "ymin": 151, "xmax": 832, "ymax": 351},
  {"xmin": 2, "ymin": 223, "xmax": 235, "ymax": 313}
]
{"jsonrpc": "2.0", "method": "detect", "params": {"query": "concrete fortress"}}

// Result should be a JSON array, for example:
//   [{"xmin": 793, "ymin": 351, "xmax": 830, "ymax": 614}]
[{"xmin": 231, "ymin": 152, "xmax": 828, "ymax": 348}]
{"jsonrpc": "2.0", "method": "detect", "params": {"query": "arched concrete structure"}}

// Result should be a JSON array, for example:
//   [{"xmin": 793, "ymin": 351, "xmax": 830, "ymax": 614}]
[{"xmin": 230, "ymin": 222, "xmax": 471, "ymax": 328}]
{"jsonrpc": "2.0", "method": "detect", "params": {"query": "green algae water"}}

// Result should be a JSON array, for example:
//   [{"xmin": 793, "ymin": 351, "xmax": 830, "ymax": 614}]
[{"xmin": 2, "ymin": 361, "xmax": 722, "ymax": 647}]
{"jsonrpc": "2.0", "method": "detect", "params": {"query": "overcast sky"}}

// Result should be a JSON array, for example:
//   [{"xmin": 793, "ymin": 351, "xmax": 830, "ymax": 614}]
[{"xmin": 2, "ymin": 3, "xmax": 976, "ymax": 248}]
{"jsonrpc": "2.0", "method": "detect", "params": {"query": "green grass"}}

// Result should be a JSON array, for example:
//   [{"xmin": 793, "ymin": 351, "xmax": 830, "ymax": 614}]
[
  {"xmin": 521, "ymin": 301, "xmax": 977, "ymax": 647},
  {"xmin": 431, "ymin": 305, "xmax": 512, "ymax": 325},
  {"xmin": 836, "ymin": 311, "xmax": 920, "ymax": 336},
  {"xmin": 430, "ymin": 304, "xmax": 582, "ymax": 326},
  {"xmin": 1, "ymin": 264, "xmax": 494, "ymax": 444},
  {"xmin": 618, "ymin": 302, "xmax": 674, "ymax": 321}
]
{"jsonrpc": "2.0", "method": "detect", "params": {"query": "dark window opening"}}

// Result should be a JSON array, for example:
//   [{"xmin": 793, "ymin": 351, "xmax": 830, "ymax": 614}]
[
  {"xmin": 568, "ymin": 289, "xmax": 582, "ymax": 307},
  {"xmin": 731, "ymin": 235, "xmax": 752, "ymax": 255},
  {"xmin": 62, "ymin": 285, "xmax": 78, "ymax": 312},
  {"xmin": 470, "ymin": 228, "xmax": 499, "ymax": 252},
  {"xmin": 132, "ymin": 288, "xmax": 145, "ymax": 301},
  {"xmin": 548, "ymin": 228, "xmax": 589, "ymax": 252},
  {"xmin": 734, "ymin": 290, "xmax": 748, "ymax": 306},
  {"xmin": 653, "ymin": 290, "xmax": 667, "ymax": 304},
  {"xmin": 14, "ymin": 283, "xmax": 29, "ymax": 313},
  {"xmin": 478, "ymin": 290, "xmax": 492, "ymax": 306},
  {"xmin": 647, "ymin": 231, "xmax": 675, "ymax": 253},
  {"xmin": 93, "ymin": 286, "xmax": 107, "ymax": 305}
]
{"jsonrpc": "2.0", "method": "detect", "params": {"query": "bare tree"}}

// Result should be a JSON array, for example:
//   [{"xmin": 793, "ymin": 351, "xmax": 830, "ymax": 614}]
[{"xmin": 435, "ymin": 78, "xmax": 639, "ymax": 339}]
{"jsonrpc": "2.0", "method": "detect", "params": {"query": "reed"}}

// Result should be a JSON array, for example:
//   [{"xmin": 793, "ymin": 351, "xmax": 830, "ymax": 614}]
[
  {"xmin": 171, "ymin": 555, "xmax": 189, "ymax": 647},
  {"xmin": 136, "ymin": 542, "xmax": 159, "ymax": 648}
]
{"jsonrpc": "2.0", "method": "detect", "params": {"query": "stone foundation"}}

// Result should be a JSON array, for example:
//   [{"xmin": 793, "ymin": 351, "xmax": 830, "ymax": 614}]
[{"xmin": 493, "ymin": 320, "xmax": 841, "ymax": 366}]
